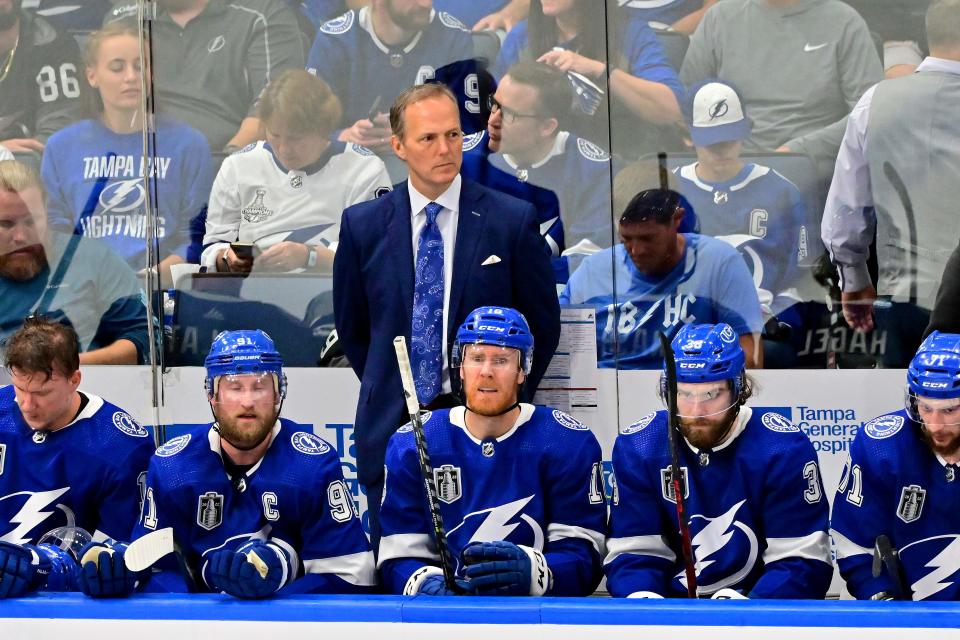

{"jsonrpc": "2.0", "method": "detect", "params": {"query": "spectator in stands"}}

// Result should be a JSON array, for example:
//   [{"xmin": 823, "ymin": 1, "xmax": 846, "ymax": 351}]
[
  {"xmin": 618, "ymin": 0, "xmax": 718, "ymax": 35},
  {"xmin": 41, "ymin": 22, "xmax": 212, "ymax": 282},
  {"xmin": 202, "ymin": 69, "xmax": 391, "ymax": 274},
  {"xmin": 822, "ymin": 0, "xmax": 960, "ymax": 367},
  {"xmin": 674, "ymin": 81, "xmax": 807, "ymax": 367},
  {"xmin": 560, "ymin": 188, "xmax": 763, "ymax": 369},
  {"xmin": 680, "ymin": 0, "xmax": 882, "ymax": 179},
  {"xmin": 109, "ymin": 0, "xmax": 304, "ymax": 154},
  {"xmin": 461, "ymin": 61, "xmax": 613, "ymax": 283},
  {"xmin": 0, "ymin": 0, "xmax": 83, "ymax": 160},
  {"xmin": 0, "ymin": 160, "xmax": 149, "ymax": 364},
  {"xmin": 307, "ymin": 0, "xmax": 479, "ymax": 160},
  {"xmin": 494, "ymin": 0, "xmax": 683, "ymax": 136}
]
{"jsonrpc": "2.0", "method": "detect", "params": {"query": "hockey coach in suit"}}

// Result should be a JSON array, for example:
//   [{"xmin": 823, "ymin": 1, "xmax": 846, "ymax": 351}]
[{"xmin": 334, "ymin": 82, "xmax": 560, "ymax": 544}]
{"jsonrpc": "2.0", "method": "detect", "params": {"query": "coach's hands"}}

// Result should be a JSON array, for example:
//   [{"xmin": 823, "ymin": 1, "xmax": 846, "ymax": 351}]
[
  {"xmin": 204, "ymin": 540, "xmax": 293, "ymax": 599},
  {"xmin": 462, "ymin": 541, "xmax": 551, "ymax": 596}
]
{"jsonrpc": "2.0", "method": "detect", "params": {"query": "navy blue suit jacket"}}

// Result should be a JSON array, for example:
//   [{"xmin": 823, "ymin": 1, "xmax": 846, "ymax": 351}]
[{"xmin": 333, "ymin": 177, "xmax": 561, "ymax": 486}]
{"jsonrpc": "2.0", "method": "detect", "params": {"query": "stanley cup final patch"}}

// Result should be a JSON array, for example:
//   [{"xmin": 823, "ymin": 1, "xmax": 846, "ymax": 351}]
[
  {"xmin": 434, "ymin": 465, "xmax": 462, "ymax": 504},
  {"xmin": 197, "ymin": 491, "xmax": 224, "ymax": 530},
  {"xmin": 897, "ymin": 484, "xmax": 926, "ymax": 524},
  {"xmin": 661, "ymin": 466, "xmax": 689, "ymax": 504}
]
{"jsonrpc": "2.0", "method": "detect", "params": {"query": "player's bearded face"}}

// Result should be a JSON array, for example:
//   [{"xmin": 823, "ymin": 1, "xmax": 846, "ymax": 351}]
[
  {"xmin": 462, "ymin": 344, "xmax": 524, "ymax": 416},
  {"xmin": 0, "ymin": 188, "xmax": 48, "ymax": 281},
  {"xmin": 385, "ymin": 0, "xmax": 431, "ymax": 31},
  {"xmin": 916, "ymin": 395, "xmax": 960, "ymax": 459},
  {"xmin": 211, "ymin": 373, "xmax": 280, "ymax": 450},
  {"xmin": 0, "ymin": 0, "xmax": 21, "ymax": 31},
  {"xmin": 675, "ymin": 381, "xmax": 737, "ymax": 450}
]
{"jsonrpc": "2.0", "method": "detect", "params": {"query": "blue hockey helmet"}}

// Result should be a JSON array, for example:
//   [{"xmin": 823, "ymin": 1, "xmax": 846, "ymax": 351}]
[
  {"xmin": 663, "ymin": 323, "xmax": 745, "ymax": 403},
  {"xmin": 204, "ymin": 330, "xmax": 287, "ymax": 399},
  {"xmin": 907, "ymin": 331, "xmax": 960, "ymax": 400},
  {"xmin": 452, "ymin": 306, "xmax": 534, "ymax": 374}
]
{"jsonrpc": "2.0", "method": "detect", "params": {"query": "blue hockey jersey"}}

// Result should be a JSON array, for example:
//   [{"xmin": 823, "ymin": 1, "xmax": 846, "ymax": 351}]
[
  {"xmin": 675, "ymin": 162, "xmax": 807, "ymax": 318},
  {"xmin": 605, "ymin": 407, "xmax": 832, "ymax": 598},
  {"xmin": 461, "ymin": 130, "xmax": 614, "ymax": 283},
  {"xmin": 378, "ymin": 405, "xmax": 607, "ymax": 596},
  {"xmin": 133, "ymin": 419, "xmax": 374, "ymax": 594},
  {"xmin": 831, "ymin": 410, "xmax": 960, "ymax": 601},
  {"xmin": 0, "ymin": 386, "xmax": 154, "ymax": 545},
  {"xmin": 307, "ymin": 8, "xmax": 483, "ymax": 134},
  {"xmin": 560, "ymin": 233, "xmax": 762, "ymax": 369},
  {"xmin": 41, "ymin": 117, "xmax": 213, "ymax": 269},
  {"xmin": 433, "ymin": 0, "xmax": 507, "ymax": 27}
]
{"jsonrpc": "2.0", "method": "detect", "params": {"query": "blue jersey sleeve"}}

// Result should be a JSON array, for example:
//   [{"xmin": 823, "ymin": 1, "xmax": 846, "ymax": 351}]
[
  {"xmin": 622, "ymin": 20, "xmax": 685, "ymax": 103},
  {"xmin": 604, "ymin": 422, "xmax": 678, "ymax": 597},
  {"xmin": 830, "ymin": 427, "xmax": 899, "ymax": 600},
  {"xmin": 377, "ymin": 430, "xmax": 441, "ymax": 594},
  {"xmin": 749, "ymin": 431, "xmax": 832, "ymax": 599},
  {"xmin": 539, "ymin": 418, "xmax": 607, "ymax": 596}
]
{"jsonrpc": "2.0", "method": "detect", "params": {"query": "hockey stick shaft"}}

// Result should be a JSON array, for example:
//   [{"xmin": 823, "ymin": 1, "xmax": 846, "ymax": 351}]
[
  {"xmin": 659, "ymin": 331, "xmax": 698, "ymax": 598},
  {"xmin": 393, "ymin": 336, "xmax": 460, "ymax": 593}
]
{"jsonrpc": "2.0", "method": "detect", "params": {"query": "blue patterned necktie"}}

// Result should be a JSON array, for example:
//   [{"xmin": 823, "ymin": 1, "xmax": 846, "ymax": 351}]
[{"xmin": 411, "ymin": 201, "xmax": 445, "ymax": 404}]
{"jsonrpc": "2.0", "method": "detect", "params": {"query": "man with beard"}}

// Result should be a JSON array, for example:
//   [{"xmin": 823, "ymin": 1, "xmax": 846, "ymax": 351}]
[
  {"xmin": 831, "ymin": 331, "xmax": 960, "ymax": 601},
  {"xmin": 377, "ymin": 306, "xmax": 607, "ymax": 596},
  {"xmin": 604, "ymin": 323, "xmax": 832, "ymax": 598},
  {"xmin": 0, "ymin": 316, "xmax": 154, "ymax": 598},
  {"xmin": 79, "ymin": 330, "xmax": 376, "ymax": 597},
  {"xmin": 306, "ymin": 0, "xmax": 478, "ymax": 155},
  {"xmin": 0, "ymin": 0, "xmax": 83, "ymax": 159},
  {"xmin": 0, "ymin": 160, "xmax": 148, "ymax": 364},
  {"xmin": 109, "ymin": 0, "xmax": 304, "ymax": 153}
]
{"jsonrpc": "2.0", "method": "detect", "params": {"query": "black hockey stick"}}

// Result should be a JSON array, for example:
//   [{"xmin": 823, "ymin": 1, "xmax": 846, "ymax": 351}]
[
  {"xmin": 882, "ymin": 162, "xmax": 918, "ymax": 306},
  {"xmin": 393, "ymin": 336, "xmax": 461, "ymax": 593},
  {"xmin": 659, "ymin": 331, "xmax": 698, "ymax": 598},
  {"xmin": 872, "ymin": 534, "xmax": 911, "ymax": 600}
]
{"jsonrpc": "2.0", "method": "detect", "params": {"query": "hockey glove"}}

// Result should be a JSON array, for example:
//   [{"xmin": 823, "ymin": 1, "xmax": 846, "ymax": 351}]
[
  {"xmin": 78, "ymin": 540, "xmax": 143, "ymax": 598},
  {"xmin": 204, "ymin": 540, "xmax": 293, "ymax": 599},
  {"xmin": 462, "ymin": 541, "xmax": 551, "ymax": 596},
  {"xmin": 418, "ymin": 574, "xmax": 474, "ymax": 596},
  {"xmin": 0, "ymin": 542, "xmax": 37, "ymax": 598}
]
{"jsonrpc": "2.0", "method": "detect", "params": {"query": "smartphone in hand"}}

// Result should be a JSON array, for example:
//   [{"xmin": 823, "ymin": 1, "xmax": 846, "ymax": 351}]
[{"xmin": 230, "ymin": 242, "xmax": 256, "ymax": 260}]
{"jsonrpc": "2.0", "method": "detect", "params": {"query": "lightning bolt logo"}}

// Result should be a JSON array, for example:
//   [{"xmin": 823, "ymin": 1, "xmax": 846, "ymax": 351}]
[
  {"xmin": 447, "ymin": 495, "xmax": 544, "ymax": 550},
  {"xmin": 681, "ymin": 499, "xmax": 759, "ymax": 594},
  {"xmin": 98, "ymin": 180, "xmax": 145, "ymax": 214},
  {"xmin": 0, "ymin": 488, "xmax": 71, "ymax": 544},
  {"xmin": 909, "ymin": 536, "xmax": 960, "ymax": 601}
]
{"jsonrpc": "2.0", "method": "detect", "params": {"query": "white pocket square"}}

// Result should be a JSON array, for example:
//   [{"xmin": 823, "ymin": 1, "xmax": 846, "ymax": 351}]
[{"xmin": 481, "ymin": 255, "xmax": 501, "ymax": 266}]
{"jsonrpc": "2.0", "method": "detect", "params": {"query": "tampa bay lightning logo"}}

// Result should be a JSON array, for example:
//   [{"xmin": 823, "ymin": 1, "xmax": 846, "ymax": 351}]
[
  {"xmin": 397, "ymin": 411, "xmax": 432, "ymax": 434},
  {"xmin": 676, "ymin": 499, "xmax": 759, "ymax": 594},
  {"xmin": 156, "ymin": 434, "xmax": 190, "ymax": 457},
  {"xmin": 291, "ymin": 432, "xmax": 330, "ymax": 455},
  {"xmin": 446, "ymin": 495, "xmax": 544, "ymax": 571},
  {"xmin": 577, "ymin": 138, "xmax": 610, "ymax": 162},
  {"xmin": 351, "ymin": 143, "xmax": 375, "ymax": 157},
  {"xmin": 462, "ymin": 131, "xmax": 485, "ymax": 152},
  {"xmin": 112, "ymin": 411, "xmax": 149, "ymax": 438},
  {"xmin": 761, "ymin": 412, "xmax": 798, "ymax": 433},
  {"xmin": 708, "ymin": 99, "xmax": 729, "ymax": 121},
  {"xmin": 552, "ymin": 410, "xmax": 587, "ymax": 431},
  {"xmin": 865, "ymin": 414, "xmax": 904, "ymax": 439},
  {"xmin": 99, "ymin": 179, "xmax": 146, "ymax": 213},
  {"xmin": 622, "ymin": 412, "xmax": 656, "ymax": 435},
  {"xmin": 900, "ymin": 535, "xmax": 960, "ymax": 600},
  {"xmin": 0, "ymin": 487, "xmax": 74, "ymax": 545},
  {"xmin": 320, "ymin": 11, "xmax": 355, "ymax": 34}
]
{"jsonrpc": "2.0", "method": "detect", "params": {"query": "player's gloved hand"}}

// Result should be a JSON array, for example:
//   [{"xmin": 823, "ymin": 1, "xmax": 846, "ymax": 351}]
[
  {"xmin": 711, "ymin": 588, "xmax": 748, "ymax": 599},
  {"xmin": 78, "ymin": 540, "xmax": 142, "ymax": 598},
  {"xmin": 0, "ymin": 542, "xmax": 38, "ymax": 598},
  {"xmin": 869, "ymin": 591, "xmax": 895, "ymax": 601},
  {"xmin": 417, "ymin": 574, "xmax": 474, "ymax": 596},
  {"xmin": 462, "ymin": 541, "xmax": 551, "ymax": 596},
  {"xmin": 626, "ymin": 591, "xmax": 664, "ymax": 598},
  {"xmin": 204, "ymin": 540, "xmax": 293, "ymax": 599}
]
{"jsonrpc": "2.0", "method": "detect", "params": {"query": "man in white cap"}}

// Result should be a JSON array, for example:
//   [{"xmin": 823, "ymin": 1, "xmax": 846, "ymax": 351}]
[{"xmin": 674, "ymin": 80, "xmax": 809, "ymax": 366}]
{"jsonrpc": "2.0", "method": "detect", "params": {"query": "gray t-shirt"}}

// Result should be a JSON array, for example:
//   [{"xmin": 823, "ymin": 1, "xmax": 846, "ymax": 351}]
[{"xmin": 681, "ymin": 0, "xmax": 881, "ymax": 167}]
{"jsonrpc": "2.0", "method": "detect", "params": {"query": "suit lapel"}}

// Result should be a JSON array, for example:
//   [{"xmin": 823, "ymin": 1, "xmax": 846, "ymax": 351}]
[
  {"xmin": 449, "ymin": 179, "xmax": 486, "ymax": 337},
  {"xmin": 387, "ymin": 185, "xmax": 415, "ymax": 321}
]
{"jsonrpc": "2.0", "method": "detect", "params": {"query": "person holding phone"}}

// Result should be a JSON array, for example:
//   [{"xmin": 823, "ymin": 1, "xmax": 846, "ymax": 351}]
[{"xmin": 202, "ymin": 70, "xmax": 391, "ymax": 274}]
